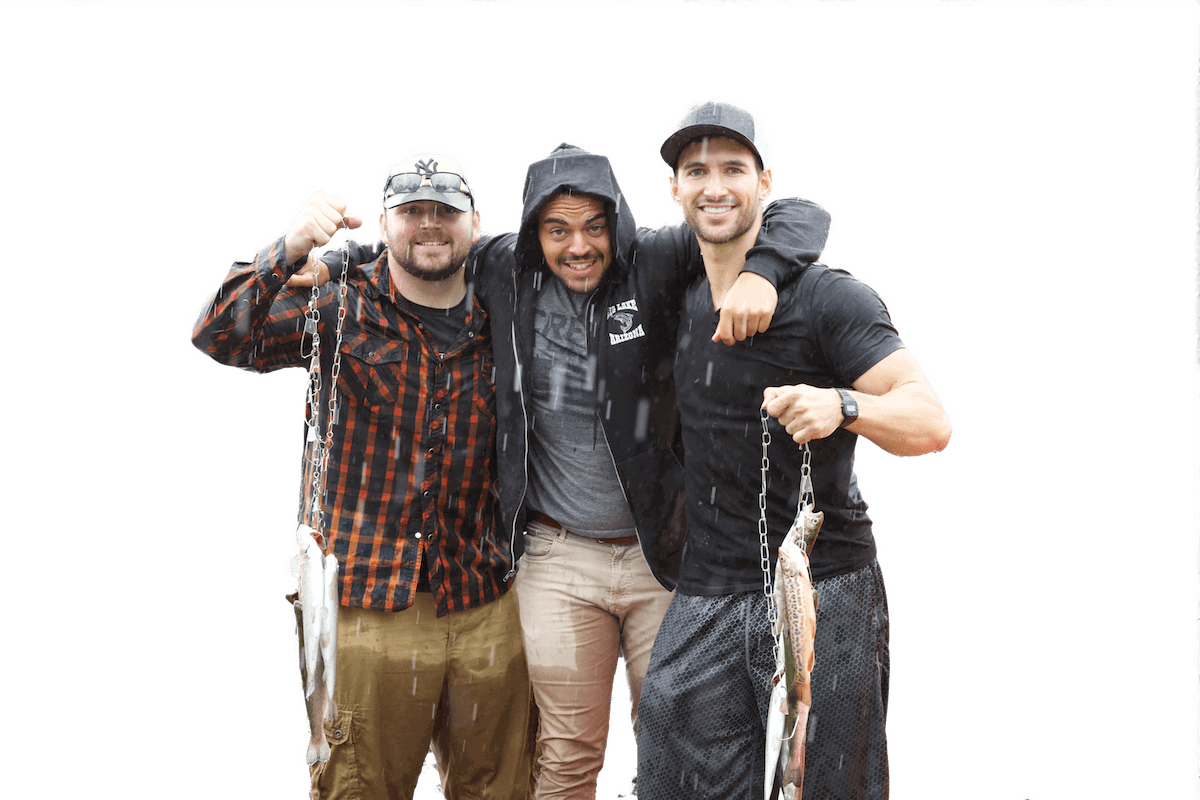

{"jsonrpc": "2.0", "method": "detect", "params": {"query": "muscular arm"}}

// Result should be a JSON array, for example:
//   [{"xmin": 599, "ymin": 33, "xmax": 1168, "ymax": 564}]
[{"xmin": 762, "ymin": 348, "xmax": 952, "ymax": 457}]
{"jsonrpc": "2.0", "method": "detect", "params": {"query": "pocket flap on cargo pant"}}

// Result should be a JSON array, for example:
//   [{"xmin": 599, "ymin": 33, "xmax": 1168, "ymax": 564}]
[{"xmin": 324, "ymin": 709, "xmax": 353, "ymax": 748}]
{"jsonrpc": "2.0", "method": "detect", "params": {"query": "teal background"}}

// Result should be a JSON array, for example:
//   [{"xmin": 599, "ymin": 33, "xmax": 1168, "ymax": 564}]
[{"xmin": 0, "ymin": 7, "xmax": 1185, "ymax": 800}]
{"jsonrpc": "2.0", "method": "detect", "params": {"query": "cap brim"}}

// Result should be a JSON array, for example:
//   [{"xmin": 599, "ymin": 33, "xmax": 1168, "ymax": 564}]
[
  {"xmin": 660, "ymin": 124, "xmax": 762, "ymax": 170},
  {"xmin": 383, "ymin": 186, "xmax": 472, "ymax": 213}
]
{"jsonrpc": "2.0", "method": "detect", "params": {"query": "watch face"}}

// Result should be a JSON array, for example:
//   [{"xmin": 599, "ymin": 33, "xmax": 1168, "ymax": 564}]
[{"xmin": 839, "ymin": 389, "xmax": 858, "ymax": 426}]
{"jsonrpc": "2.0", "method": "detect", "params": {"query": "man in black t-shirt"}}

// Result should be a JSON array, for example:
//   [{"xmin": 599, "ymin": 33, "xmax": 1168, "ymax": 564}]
[{"xmin": 636, "ymin": 103, "xmax": 952, "ymax": 800}]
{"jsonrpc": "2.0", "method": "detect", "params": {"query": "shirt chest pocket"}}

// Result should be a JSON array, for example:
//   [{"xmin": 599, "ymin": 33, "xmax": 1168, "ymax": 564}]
[{"xmin": 342, "ymin": 333, "xmax": 409, "ymax": 411}]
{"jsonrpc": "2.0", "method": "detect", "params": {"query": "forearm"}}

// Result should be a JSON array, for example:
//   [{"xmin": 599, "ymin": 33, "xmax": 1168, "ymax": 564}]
[
  {"xmin": 192, "ymin": 235, "xmax": 313, "ymax": 372},
  {"xmin": 741, "ymin": 198, "xmax": 831, "ymax": 286},
  {"xmin": 844, "ymin": 381, "xmax": 952, "ymax": 457},
  {"xmin": 763, "ymin": 350, "xmax": 952, "ymax": 457}
]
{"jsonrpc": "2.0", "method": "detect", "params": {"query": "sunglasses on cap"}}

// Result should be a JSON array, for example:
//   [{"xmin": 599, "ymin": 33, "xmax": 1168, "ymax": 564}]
[{"xmin": 383, "ymin": 172, "xmax": 472, "ymax": 200}]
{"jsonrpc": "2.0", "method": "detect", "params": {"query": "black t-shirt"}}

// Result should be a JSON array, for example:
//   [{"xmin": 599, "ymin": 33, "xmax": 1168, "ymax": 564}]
[
  {"xmin": 397, "ymin": 295, "xmax": 470, "ymax": 357},
  {"xmin": 673, "ymin": 264, "xmax": 902, "ymax": 594}
]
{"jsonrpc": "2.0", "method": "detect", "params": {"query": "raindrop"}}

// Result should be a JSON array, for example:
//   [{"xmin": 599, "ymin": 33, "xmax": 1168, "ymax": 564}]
[
  {"xmin": 412, "ymin": 650, "xmax": 418, "ymax": 669},
  {"xmin": 584, "ymin": 355, "xmax": 597, "ymax": 391},
  {"xmin": 710, "ymin": 486, "xmax": 717, "ymax": 504},
  {"xmin": 356, "ymin": 617, "xmax": 361, "ymax": 637},
  {"xmin": 549, "ymin": 365, "xmax": 567, "ymax": 411},
  {"xmin": 634, "ymin": 398, "xmax": 650, "ymax": 442},
  {"xmin": 489, "ymin": 644, "xmax": 496, "ymax": 667},
  {"xmin": 705, "ymin": 361, "xmax": 714, "ymax": 386},
  {"xmin": 412, "ymin": 677, "xmax": 418, "ymax": 695}
]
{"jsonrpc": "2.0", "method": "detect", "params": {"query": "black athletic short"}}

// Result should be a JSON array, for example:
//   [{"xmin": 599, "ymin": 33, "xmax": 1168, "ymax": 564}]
[{"xmin": 637, "ymin": 559, "xmax": 890, "ymax": 800}]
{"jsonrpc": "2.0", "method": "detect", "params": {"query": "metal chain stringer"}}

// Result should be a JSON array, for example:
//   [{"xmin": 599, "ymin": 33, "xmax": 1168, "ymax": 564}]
[
  {"xmin": 301, "ymin": 245, "xmax": 350, "ymax": 545},
  {"xmin": 759, "ymin": 407, "xmax": 814, "ymax": 666}
]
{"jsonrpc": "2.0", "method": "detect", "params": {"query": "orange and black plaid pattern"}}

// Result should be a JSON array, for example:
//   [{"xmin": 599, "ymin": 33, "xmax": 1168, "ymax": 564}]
[{"xmin": 192, "ymin": 237, "xmax": 508, "ymax": 617}]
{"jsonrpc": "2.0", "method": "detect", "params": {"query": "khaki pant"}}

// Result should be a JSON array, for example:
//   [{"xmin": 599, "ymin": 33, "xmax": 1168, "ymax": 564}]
[
  {"xmin": 310, "ymin": 592, "xmax": 535, "ymax": 800},
  {"xmin": 516, "ymin": 524, "xmax": 673, "ymax": 800}
]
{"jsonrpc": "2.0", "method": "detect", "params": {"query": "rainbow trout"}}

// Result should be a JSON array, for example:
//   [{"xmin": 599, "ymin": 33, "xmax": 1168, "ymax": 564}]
[{"xmin": 765, "ymin": 502, "xmax": 822, "ymax": 800}]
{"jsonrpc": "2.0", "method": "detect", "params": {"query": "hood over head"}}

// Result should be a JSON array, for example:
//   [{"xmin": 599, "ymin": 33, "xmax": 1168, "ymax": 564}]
[{"xmin": 514, "ymin": 143, "xmax": 637, "ymax": 282}]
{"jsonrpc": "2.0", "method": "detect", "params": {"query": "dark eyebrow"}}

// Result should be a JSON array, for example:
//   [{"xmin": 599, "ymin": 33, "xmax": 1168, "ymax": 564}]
[
  {"xmin": 681, "ymin": 157, "xmax": 753, "ymax": 171},
  {"xmin": 541, "ymin": 213, "xmax": 608, "ymax": 227}
]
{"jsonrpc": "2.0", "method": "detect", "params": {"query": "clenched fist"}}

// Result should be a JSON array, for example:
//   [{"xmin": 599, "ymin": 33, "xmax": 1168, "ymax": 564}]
[
  {"xmin": 283, "ymin": 192, "xmax": 363, "ymax": 267},
  {"xmin": 762, "ymin": 384, "xmax": 844, "ymax": 446}
]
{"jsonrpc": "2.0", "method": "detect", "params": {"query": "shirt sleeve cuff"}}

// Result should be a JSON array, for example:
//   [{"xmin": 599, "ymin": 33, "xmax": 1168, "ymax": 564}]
[
  {"xmin": 253, "ymin": 235, "xmax": 306, "ymax": 289},
  {"xmin": 739, "ymin": 247, "xmax": 790, "ymax": 288}
]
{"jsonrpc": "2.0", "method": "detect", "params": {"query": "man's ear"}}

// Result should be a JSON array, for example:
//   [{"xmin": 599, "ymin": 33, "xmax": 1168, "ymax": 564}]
[
  {"xmin": 471, "ymin": 209, "xmax": 481, "ymax": 243},
  {"xmin": 670, "ymin": 175, "xmax": 681, "ymax": 204},
  {"xmin": 758, "ymin": 168, "xmax": 773, "ymax": 202},
  {"xmin": 379, "ymin": 212, "xmax": 388, "ymax": 244}
]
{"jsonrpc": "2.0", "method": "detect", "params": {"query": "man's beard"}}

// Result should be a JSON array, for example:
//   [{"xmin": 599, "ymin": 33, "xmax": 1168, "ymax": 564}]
[
  {"xmin": 685, "ymin": 200, "xmax": 760, "ymax": 245},
  {"xmin": 387, "ymin": 240, "xmax": 469, "ymax": 283}
]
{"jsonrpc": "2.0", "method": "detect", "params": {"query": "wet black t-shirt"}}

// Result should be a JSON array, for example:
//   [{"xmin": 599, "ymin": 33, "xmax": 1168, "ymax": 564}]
[
  {"xmin": 673, "ymin": 264, "xmax": 902, "ymax": 593},
  {"xmin": 397, "ymin": 295, "xmax": 470, "ymax": 357}
]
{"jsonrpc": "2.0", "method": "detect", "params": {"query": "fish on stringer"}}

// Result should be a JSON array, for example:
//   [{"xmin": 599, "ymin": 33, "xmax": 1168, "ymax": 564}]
[
  {"xmin": 765, "ymin": 501, "xmax": 822, "ymax": 800},
  {"xmin": 291, "ymin": 523, "xmax": 341, "ymax": 765}
]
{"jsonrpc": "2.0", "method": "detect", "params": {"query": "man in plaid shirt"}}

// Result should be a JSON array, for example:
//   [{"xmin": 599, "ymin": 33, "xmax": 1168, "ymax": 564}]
[{"xmin": 192, "ymin": 154, "xmax": 533, "ymax": 800}]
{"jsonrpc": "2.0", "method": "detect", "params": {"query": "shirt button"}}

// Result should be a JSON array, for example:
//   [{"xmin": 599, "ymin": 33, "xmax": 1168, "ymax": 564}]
[
  {"xmin": 428, "ymin": 448, "xmax": 435, "ymax": 455},
  {"xmin": 423, "ymin": 491, "xmax": 430, "ymax": 498},
  {"xmin": 434, "ymin": 403, "xmax": 441, "ymax": 411},
  {"xmin": 332, "ymin": 729, "xmax": 343, "ymax": 741},
  {"xmin": 414, "ymin": 532, "xmax": 422, "ymax": 539}
]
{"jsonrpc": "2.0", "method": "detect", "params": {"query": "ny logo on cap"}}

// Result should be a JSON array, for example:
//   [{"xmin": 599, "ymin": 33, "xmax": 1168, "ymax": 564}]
[{"xmin": 415, "ymin": 158, "xmax": 439, "ymax": 177}]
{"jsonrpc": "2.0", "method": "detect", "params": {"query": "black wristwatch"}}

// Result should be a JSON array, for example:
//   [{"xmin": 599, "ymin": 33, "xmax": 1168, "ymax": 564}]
[{"xmin": 836, "ymin": 388, "xmax": 858, "ymax": 428}]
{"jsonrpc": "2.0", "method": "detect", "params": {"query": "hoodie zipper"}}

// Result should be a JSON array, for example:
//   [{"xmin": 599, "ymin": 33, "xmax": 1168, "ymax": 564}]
[{"xmin": 505, "ymin": 321, "xmax": 531, "ymax": 580}]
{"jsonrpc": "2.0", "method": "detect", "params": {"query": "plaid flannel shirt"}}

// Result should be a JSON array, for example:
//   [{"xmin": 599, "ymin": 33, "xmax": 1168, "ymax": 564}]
[{"xmin": 192, "ymin": 237, "xmax": 508, "ymax": 616}]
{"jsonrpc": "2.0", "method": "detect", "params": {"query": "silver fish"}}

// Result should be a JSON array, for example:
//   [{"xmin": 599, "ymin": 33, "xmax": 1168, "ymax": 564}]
[{"xmin": 293, "ymin": 524, "xmax": 340, "ymax": 764}]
